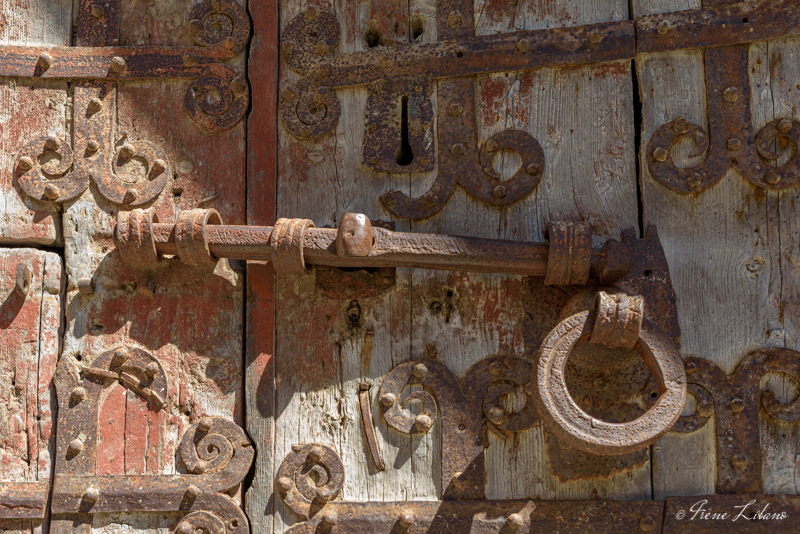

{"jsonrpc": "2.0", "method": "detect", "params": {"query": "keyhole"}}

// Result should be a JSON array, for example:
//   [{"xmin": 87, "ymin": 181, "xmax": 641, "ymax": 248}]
[{"xmin": 395, "ymin": 95, "xmax": 414, "ymax": 166}]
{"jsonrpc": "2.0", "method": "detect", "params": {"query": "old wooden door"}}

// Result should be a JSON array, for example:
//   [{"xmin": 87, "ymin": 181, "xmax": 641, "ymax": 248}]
[{"xmin": 2, "ymin": 0, "xmax": 800, "ymax": 533}]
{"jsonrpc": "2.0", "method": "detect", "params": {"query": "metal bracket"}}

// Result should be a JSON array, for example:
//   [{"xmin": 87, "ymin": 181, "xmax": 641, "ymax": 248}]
[
  {"xmin": 647, "ymin": 348, "xmax": 800, "ymax": 494},
  {"xmin": 49, "ymin": 346, "xmax": 253, "ymax": 533},
  {"xmin": 644, "ymin": 0, "xmax": 800, "ymax": 193},
  {"xmin": 279, "ymin": 1, "xmax": 800, "ymax": 217},
  {"xmin": 6, "ymin": 0, "xmax": 250, "ymax": 206}
]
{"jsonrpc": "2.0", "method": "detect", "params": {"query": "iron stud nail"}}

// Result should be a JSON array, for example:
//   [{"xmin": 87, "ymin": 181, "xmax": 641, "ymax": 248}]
[
  {"xmin": 413, "ymin": 363, "xmax": 428, "ymax": 378},
  {"xmin": 83, "ymin": 486, "xmax": 100, "ymax": 504},
  {"xmin": 38, "ymin": 52, "xmax": 53, "ymax": 71},
  {"xmin": 183, "ymin": 53, "xmax": 199, "ymax": 67},
  {"xmin": 193, "ymin": 460, "xmax": 208, "ymax": 474},
  {"xmin": 506, "ymin": 513, "xmax": 524, "ymax": 530},
  {"xmin": 652, "ymin": 147, "xmax": 668, "ymax": 162},
  {"xmin": 118, "ymin": 143, "xmax": 135, "ymax": 161},
  {"xmin": 731, "ymin": 454, "xmax": 747, "ymax": 469},
  {"xmin": 398, "ymin": 510, "xmax": 414, "ymax": 528},
  {"xmin": 640, "ymin": 516, "xmax": 656, "ymax": 532},
  {"xmin": 77, "ymin": 277, "xmax": 95, "ymax": 294},
  {"xmin": 493, "ymin": 185, "xmax": 507, "ymax": 199},
  {"xmin": 86, "ymin": 140, "xmax": 99, "ymax": 154},
  {"xmin": 765, "ymin": 171, "xmax": 782, "ymax": 185},
  {"xmin": 450, "ymin": 143, "xmax": 465, "ymax": 158},
  {"xmin": 71, "ymin": 387, "xmax": 88, "ymax": 403},
  {"xmin": 124, "ymin": 188, "xmax": 139, "ymax": 204},
  {"xmin": 68, "ymin": 438, "xmax": 85, "ymax": 455},
  {"xmin": 188, "ymin": 19, "xmax": 204, "ymax": 35},
  {"xmin": 152, "ymin": 158, "xmax": 167, "ymax": 176},
  {"xmin": 108, "ymin": 56, "xmax": 127, "ymax": 75},
  {"xmin": 320, "ymin": 511, "xmax": 338, "ymax": 527},
  {"xmin": 726, "ymin": 138, "xmax": 742, "ymax": 151},
  {"xmin": 185, "ymin": 484, "xmax": 200, "ymax": 499},
  {"xmin": 44, "ymin": 136, "xmax": 61, "ymax": 151},
  {"xmin": 489, "ymin": 361, "xmax": 503, "ymax": 376},
  {"xmin": 723, "ymin": 87, "xmax": 739, "ymax": 103},
  {"xmin": 687, "ymin": 173, "xmax": 702, "ymax": 189},
  {"xmin": 656, "ymin": 20, "xmax": 671, "ymax": 35},
  {"xmin": 90, "ymin": 5, "xmax": 105, "ymax": 18},
  {"xmin": 672, "ymin": 119, "xmax": 690, "ymax": 135},
  {"xmin": 516, "ymin": 39, "xmax": 529, "ymax": 54},
  {"xmin": 44, "ymin": 184, "xmax": 61, "ymax": 200},
  {"xmin": 197, "ymin": 419, "xmax": 212, "ymax": 433},
  {"xmin": 380, "ymin": 392, "xmax": 396, "ymax": 407},
  {"xmin": 178, "ymin": 524, "xmax": 192, "ymax": 534},
  {"xmin": 448, "ymin": 103, "xmax": 464, "ymax": 116},
  {"xmin": 588, "ymin": 30, "xmax": 603, "ymax": 44},
  {"xmin": 87, "ymin": 97, "xmax": 103, "ymax": 113},
  {"xmin": 778, "ymin": 119, "xmax": 793, "ymax": 133},
  {"xmin": 415, "ymin": 414, "xmax": 433, "ymax": 431},
  {"xmin": 278, "ymin": 476, "xmax": 293, "ymax": 491},
  {"xmin": 488, "ymin": 406, "xmax": 505, "ymax": 421},
  {"xmin": 114, "ymin": 347, "xmax": 129, "ymax": 363},
  {"xmin": 525, "ymin": 163, "xmax": 540, "ymax": 175},
  {"xmin": 15, "ymin": 264, "xmax": 32, "ymax": 297},
  {"xmin": 145, "ymin": 361, "xmax": 159, "ymax": 378},
  {"xmin": 696, "ymin": 400, "xmax": 714, "ymax": 418},
  {"xmin": 317, "ymin": 487, "xmax": 334, "ymax": 501},
  {"xmin": 484, "ymin": 139, "xmax": 499, "ymax": 153},
  {"xmin": 685, "ymin": 361, "xmax": 697, "ymax": 374},
  {"xmin": 17, "ymin": 156, "xmax": 34, "ymax": 172},
  {"xmin": 730, "ymin": 397, "xmax": 745, "ymax": 413},
  {"xmin": 308, "ymin": 445, "xmax": 325, "ymax": 462}
]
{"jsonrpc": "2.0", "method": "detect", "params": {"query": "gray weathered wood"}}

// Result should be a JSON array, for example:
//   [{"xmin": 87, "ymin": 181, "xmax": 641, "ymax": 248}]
[{"xmin": 634, "ymin": 0, "xmax": 800, "ymax": 497}]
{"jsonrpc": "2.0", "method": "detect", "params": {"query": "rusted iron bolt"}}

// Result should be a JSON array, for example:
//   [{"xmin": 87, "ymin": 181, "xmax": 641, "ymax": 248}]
[
  {"xmin": 17, "ymin": 156, "xmax": 34, "ymax": 173},
  {"xmin": 83, "ymin": 486, "xmax": 100, "ymax": 504},
  {"xmin": 71, "ymin": 387, "xmax": 88, "ymax": 404},
  {"xmin": 506, "ymin": 514, "xmax": 524, "ymax": 530},
  {"xmin": 44, "ymin": 136, "xmax": 61, "ymax": 151},
  {"xmin": 380, "ymin": 392, "xmax": 397, "ymax": 408},
  {"xmin": 696, "ymin": 400, "xmax": 714, "ymax": 418},
  {"xmin": 15, "ymin": 263, "xmax": 32, "ymax": 297},
  {"xmin": 87, "ymin": 97, "xmax": 103, "ymax": 114},
  {"xmin": 178, "ymin": 523, "xmax": 193, "ymax": 534},
  {"xmin": 37, "ymin": 52, "xmax": 54, "ymax": 71},
  {"xmin": 151, "ymin": 159, "xmax": 167, "ymax": 176},
  {"xmin": 777, "ymin": 119, "xmax": 793, "ymax": 133},
  {"xmin": 277, "ymin": 476, "xmax": 293, "ymax": 492},
  {"xmin": 317, "ymin": 487, "xmax": 335, "ymax": 501},
  {"xmin": 197, "ymin": 418, "xmax": 212, "ymax": 433},
  {"xmin": 640, "ymin": 516, "xmax": 656, "ymax": 532},
  {"xmin": 185, "ymin": 484, "xmax": 201, "ymax": 500},
  {"xmin": 656, "ymin": 20, "xmax": 671, "ymax": 35},
  {"xmin": 118, "ymin": 143, "xmax": 135, "ymax": 162},
  {"xmin": 412, "ymin": 363, "xmax": 428, "ymax": 378},
  {"xmin": 320, "ymin": 510, "xmax": 338, "ymax": 527},
  {"xmin": 730, "ymin": 397, "xmax": 745, "ymax": 413},
  {"xmin": 193, "ymin": 460, "xmax": 208, "ymax": 474},
  {"xmin": 308, "ymin": 445, "xmax": 325, "ymax": 463},
  {"xmin": 731, "ymin": 454, "xmax": 747, "ymax": 469},
  {"xmin": 108, "ymin": 56, "xmax": 127, "ymax": 75},
  {"xmin": 68, "ymin": 438, "xmax": 85, "ymax": 456},
  {"xmin": 145, "ymin": 361, "xmax": 159, "ymax": 378},
  {"xmin": 414, "ymin": 414, "xmax": 433, "ymax": 431},
  {"xmin": 43, "ymin": 184, "xmax": 61, "ymax": 200},
  {"xmin": 397, "ymin": 510, "xmax": 414, "ymax": 528}
]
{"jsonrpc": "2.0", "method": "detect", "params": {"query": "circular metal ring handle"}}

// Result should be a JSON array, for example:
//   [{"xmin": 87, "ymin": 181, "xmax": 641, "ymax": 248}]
[{"xmin": 530, "ymin": 310, "xmax": 686, "ymax": 455}]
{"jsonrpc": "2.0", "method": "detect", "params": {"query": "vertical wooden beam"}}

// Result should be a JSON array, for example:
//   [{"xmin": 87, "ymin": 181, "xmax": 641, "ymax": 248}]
[{"xmin": 245, "ymin": 0, "xmax": 279, "ymax": 532}]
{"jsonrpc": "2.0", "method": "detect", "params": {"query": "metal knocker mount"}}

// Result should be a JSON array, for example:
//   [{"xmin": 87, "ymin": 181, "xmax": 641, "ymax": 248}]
[{"xmin": 279, "ymin": 5, "xmax": 545, "ymax": 219}]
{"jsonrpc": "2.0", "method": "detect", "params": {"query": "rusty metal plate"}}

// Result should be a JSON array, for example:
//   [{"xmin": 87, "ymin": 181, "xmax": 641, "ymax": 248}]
[
  {"xmin": 0, "ymin": 482, "xmax": 49, "ymax": 520},
  {"xmin": 281, "ymin": 499, "xmax": 664, "ymax": 534},
  {"xmin": 650, "ymin": 349, "xmax": 800, "ymax": 494}
]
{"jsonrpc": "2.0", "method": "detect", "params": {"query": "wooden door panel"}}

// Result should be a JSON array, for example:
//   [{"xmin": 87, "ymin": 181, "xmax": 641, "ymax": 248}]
[
  {"xmin": 634, "ymin": 0, "xmax": 800, "ymax": 497},
  {"xmin": 0, "ymin": 0, "xmax": 69, "ymax": 244},
  {"xmin": 0, "ymin": 249, "xmax": 63, "ymax": 533}
]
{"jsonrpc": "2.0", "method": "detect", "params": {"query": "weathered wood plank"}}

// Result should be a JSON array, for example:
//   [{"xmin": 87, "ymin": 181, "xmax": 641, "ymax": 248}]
[
  {"xmin": 0, "ymin": 249, "xmax": 62, "ymax": 534},
  {"xmin": 244, "ymin": 0, "xmax": 279, "ymax": 532},
  {"xmin": 411, "ymin": 0, "xmax": 644, "ymax": 501},
  {"xmin": 634, "ymin": 0, "xmax": 800, "ymax": 497},
  {"xmin": 272, "ymin": 0, "xmax": 421, "ymax": 532},
  {"xmin": 57, "ymin": 1, "xmax": 248, "ymax": 531},
  {"xmin": 0, "ymin": 0, "xmax": 70, "ymax": 245}
]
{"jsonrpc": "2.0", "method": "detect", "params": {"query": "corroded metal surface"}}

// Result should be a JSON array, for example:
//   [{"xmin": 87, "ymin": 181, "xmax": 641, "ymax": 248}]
[
  {"xmin": 116, "ymin": 211, "xmax": 641, "ymax": 282},
  {"xmin": 652, "ymin": 349, "xmax": 800, "ymax": 493},
  {"xmin": 275, "ymin": 443, "xmax": 345, "ymax": 519},
  {"xmin": 51, "ymin": 347, "xmax": 253, "ymax": 531},
  {"xmin": 0, "ymin": 481, "xmax": 49, "ymax": 520},
  {"xmin": 358, "ymin": 384, "xmax": 385, "ymax": 472}
]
